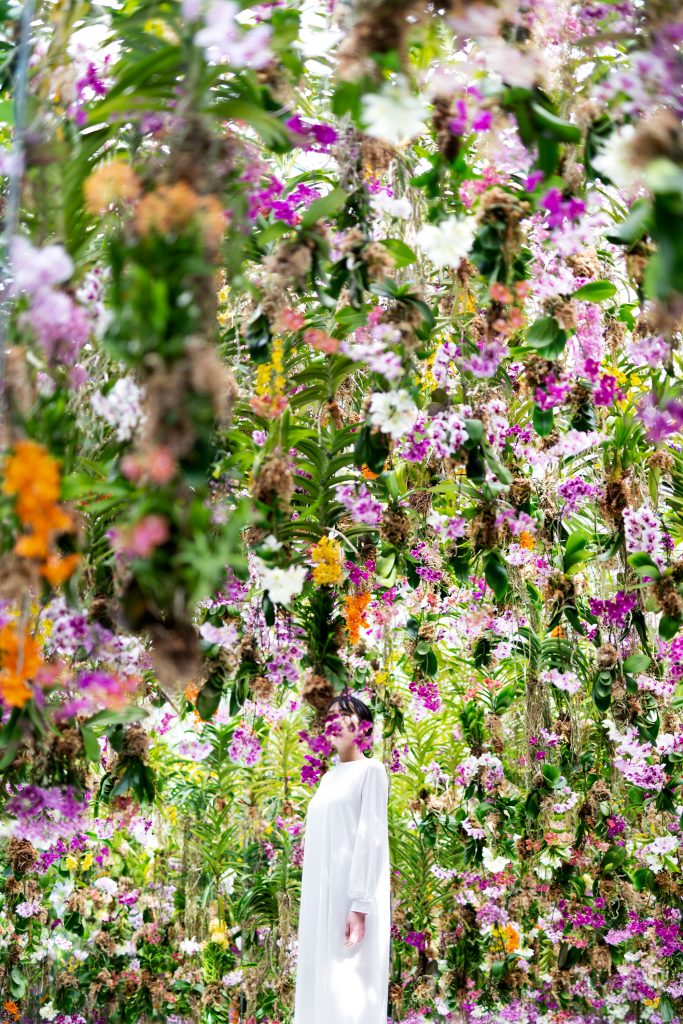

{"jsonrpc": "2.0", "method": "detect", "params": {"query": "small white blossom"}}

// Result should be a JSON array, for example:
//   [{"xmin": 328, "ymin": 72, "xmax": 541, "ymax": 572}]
[
  {"xmin": 592, "ymin": 123, "xmax": 644, "ymax": 191},
  {"xmin": 91, "ymin": 375, "xmax": 146, "ymax": 442},
  {"xmin": 368, "ymin": 389, "xmax": 419, "ymax": 440},
  {"xmin": 180, "ymin": 936, "xmax": 204, "ymax": 955},
  {"xmin": 94, "ymin": 876, "xmax": 118, "ymax": 896},
  {"xmin": 255, "ymin": 560, "xmax": 308, "ymax": 606},
  {"xmin": 361, "ymin": 81, "xmax": 429, "ymax": 148},
  {"xmin": 416, "ymin": 215, "xmax": 478, "ymax": 269},
  {"xmin": 482, "ymin": 847, "xmax": 510, "ymax": 873}
]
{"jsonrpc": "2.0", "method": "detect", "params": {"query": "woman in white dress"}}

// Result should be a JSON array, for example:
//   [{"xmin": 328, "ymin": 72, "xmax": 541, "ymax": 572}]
[{"xmin": 293, "ymin": 693, "xmax": 391, "ymax": 1024}]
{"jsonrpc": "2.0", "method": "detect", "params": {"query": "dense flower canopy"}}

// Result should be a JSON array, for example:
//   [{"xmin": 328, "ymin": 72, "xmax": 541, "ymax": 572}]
[{"xmin": 0, "ymin": 2, "xmax": 682, "ymax": 1023}]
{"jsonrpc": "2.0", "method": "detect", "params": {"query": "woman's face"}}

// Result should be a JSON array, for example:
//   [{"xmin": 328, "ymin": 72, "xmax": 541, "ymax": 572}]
[{"xmin": 324, "ymin": 704, "xmax": 361, "ymax": 754}]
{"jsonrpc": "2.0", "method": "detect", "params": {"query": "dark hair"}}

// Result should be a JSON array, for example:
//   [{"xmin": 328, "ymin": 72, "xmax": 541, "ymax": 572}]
[{"xmin": 326, "ymin": 693, "xmax": 373, "ymax": 727}]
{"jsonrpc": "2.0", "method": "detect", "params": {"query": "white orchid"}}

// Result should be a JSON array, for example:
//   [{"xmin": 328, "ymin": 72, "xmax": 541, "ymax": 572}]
[
  {"xmin": 592, "ymin": 123, "xmax": 644, "ymax": 190},
  {"xmin": 482, "ymin": 847, "xmax": 510, "ymax": 874},
  {"xmin": 368, "ymin": 389, "xmax": 419, "ymax": 440},
  {"xmin": 255, "ymin": 559, "xmax": 308, "ymax": 606},
  {"xmin": 416, "ymin": 215, "xmax": 478, "ymax": 269},
  {"xmin": 361, "ymin": 81, "xmax": 429, "ymax": 148}
]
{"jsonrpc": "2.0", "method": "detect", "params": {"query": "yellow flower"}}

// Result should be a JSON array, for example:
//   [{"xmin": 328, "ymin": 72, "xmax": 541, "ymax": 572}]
[
  {"xmin": 310, "ymin": 535, "xmax": 344, "ymax": 586},
  {"xmin": 65, "ymin": 855, "xmax": 78, "ymax": 872},
  {"xmin": 143, "ymin": 17, "xmax": 172, "ymax": 38},
  {"xmin": 255, "ymin": 338, "xmax": 286, "ymax": 401},
  {"xmin": 493, "ymin": 922, "xmax": 521, "ymax": 954},
  {"xmin": 81, "ymin": 852, "xmax": 93, "ymax": 870}
]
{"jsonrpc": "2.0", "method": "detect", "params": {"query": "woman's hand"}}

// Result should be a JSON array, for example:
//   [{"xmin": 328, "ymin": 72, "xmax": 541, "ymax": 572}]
[{"xmin": 344, "ymin": 910, "xmax": 366, "ymax": 948}]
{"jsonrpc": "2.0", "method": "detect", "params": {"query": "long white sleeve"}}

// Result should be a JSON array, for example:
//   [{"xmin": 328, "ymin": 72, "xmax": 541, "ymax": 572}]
[{"xmin": 347, "ymin": 761, "xmax": 389, "ymax": 914}]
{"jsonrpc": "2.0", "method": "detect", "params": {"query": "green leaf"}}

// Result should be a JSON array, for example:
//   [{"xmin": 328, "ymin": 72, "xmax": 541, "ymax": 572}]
[
  {"xmin": 533, "ymin": 404, "xmax": 554, "ymax": 437},
  {"xmin": 80, "ymin": 724, "xmax": 101, "ymax": 763},
  {"xmin": 592, "ymin": 674, "xmax": 613, "ymax": 712},
  {"xmin": 660, "ymin": 997, "xmax": 675, "ymax": 1023},
  {"xmin": 379, "ymin": 238, "xmax": 417, "ymax": 267},
  {"xmin": 525, "ymin": 789, "xmax": 541, "ymax": 820},
  {"xmin": 601, "ymin": 846, "xmax": 627, "ymax": 873},
  {"xmin": 376, "ymin": 551, "xmax": 397, "ymax": 579},
  {"xmin": 300, "ymin": 188, "xmax": 349, "ymax": 228},
  {"xmin": 626, "ymin": 551, "xmax": 660, "ymax": 579},
  {"xmin": 558, "ymin": 943, "xmax": 583, "ymax": 969},
  {"xmin": 541, "ymin": 764, "xmax": 560, "ymax": 786},
  {"xmin": 10, "ymin": 966, "xmax": 27, "ymax": 999},
  {"xmin": 87, "ymin": 706, "xmax": 147, "ymax": 728},
  {"xmin": 527, "ymin": 316, "xmax": 559, "ymax": 346},
  {"xmin": 482, "ymin": 444, "xmax": 514, "ymax": 485},
  {"xmin": 331, "ymin": 79, "xmax": 365, "ymax": 120},
  {"xmin": 263, "ymin": 591, "xmax": 275, "ymax": 627},
  {"xmin": 463, "ymin": 418, "xmax": 484, "ymax": 446},
  {"xmin": 484, "ymin": 552, "xmax": 509, "ymax": 601},
  {"xmin": 493, "ymin": 683, "xmax": 517, "ymax": 713},
  {"xmin": 622, "ymin": 653, "xmax": 651, "ymax": 674},
  {"xmin": 564, "ymin": 530, "xmax": 591, "ymax": 572},
  {"xmin": 631, "ymin": 866, "xmax": 656, "ymax": 892},
  {"xmin": 197, "ymin": 682, "xmax": 223, "ymax": 721},
  {"xmin": 571, "ymin": 281, "xmax": 617, "ymax": 302},
  {"xmin": 659, "ymin": 614, "xmax": 681, "ymax": 641},
  {"xmin": 353, "ymin": 421, "xmax": 390, "ymax": 474},
  {"xmin": 86, "ymin": 45, "xmax": 181, "ymax": 125},
  {"xmin": 645, "ymin": 157, "xmax": 683, "ymax": 196},
  {"xmin": 530, "ymin": 102, "xmax": 581, "ymax": 142},
  {"xmin": 605, "ymin": 198, "xmax": 652, "ymax": 245},
  {"xmin": 210, "ymin": 99, "xmax": 291, "ymax": 151}
]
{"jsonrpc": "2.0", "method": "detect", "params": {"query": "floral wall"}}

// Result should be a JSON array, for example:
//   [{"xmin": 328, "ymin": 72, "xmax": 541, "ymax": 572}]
[{"xmin": 0, "ymin": 2, "xmax": 681, "ymax": 1024}]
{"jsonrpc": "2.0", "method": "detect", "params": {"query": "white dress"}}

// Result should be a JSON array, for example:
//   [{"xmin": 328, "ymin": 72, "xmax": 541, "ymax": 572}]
[{"xmin": 294, "ymin": 756, "xmax": 391, "ymax": 1024}]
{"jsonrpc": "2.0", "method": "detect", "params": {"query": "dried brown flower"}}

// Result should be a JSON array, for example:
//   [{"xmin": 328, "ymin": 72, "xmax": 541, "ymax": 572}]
[{"xmin": 7, "ymin": 837, "xmax": 37, "ymax": 876}]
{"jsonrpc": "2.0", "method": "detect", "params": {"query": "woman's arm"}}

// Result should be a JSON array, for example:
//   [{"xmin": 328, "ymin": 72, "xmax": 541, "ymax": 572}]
[{"xmin": 347, "ymin": 761, "xmax": 389, "ymax": 915}]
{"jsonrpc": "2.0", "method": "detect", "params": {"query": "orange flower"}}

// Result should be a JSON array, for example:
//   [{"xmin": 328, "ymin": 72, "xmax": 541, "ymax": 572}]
[
  {"xmin": 83, "ymin": 159, "xmax": 142, "ymax": 215},
  {"xmin": 493, "ymin": 922, "xmax": 521, "ymax": 954},
  {"xmin": 344, "ymin": 593, "xmax": 371, "ymax": 645},
  {"xmin": 0, "ymin": 623, "xmax": 44, "ymax": 708},
  {"xmin": 2, "ymin": 440, "xmax": 62, "ymax": 525},
  {"xmin": 41, "ymin": 553, "xmax": 81, "ymax": 587},
  {"xmin": 135, "ymin": 182, "xmax": 225, "ymax": 249},
  {"xmin": 4, "ymin": 1002, "xmax": 20, "ymax": 1020},
  {"xmin": 361, "ymin": 465, "xmax": 380, "ymax": 480},
  {"xmin": 185, "ymin": 682, "xmax": 200, "ymax": 704},
  {"xmin": 14, "ymin": 531, "xmax": 51, "ymax": 560},
  {"xmin": 518, "ymin": 530, "xmax": 535, "ymax": 550},
  {"xmin": 2, "ymin": 440, "xmax": 79, "ymax": 587}
]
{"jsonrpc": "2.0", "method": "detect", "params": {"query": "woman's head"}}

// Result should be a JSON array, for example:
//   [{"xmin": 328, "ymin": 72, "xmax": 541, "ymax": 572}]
[{"xmin": 324, "ymin": 693, "xmax": 374, "ymax": 757}]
